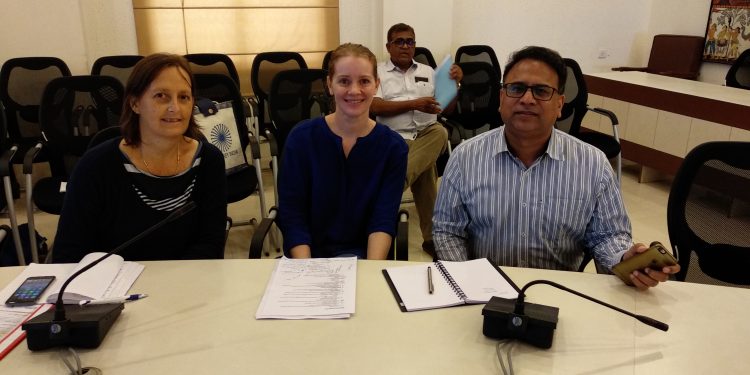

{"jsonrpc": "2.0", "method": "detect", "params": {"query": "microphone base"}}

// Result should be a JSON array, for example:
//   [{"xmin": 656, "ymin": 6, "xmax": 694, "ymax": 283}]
[
  {"xmin": 22, "ymin": 303, "xmax": 124, "ymax": 351},
  {"xmin": 482, "ymin": 296, "xmax": 559, "ymax": 349}
]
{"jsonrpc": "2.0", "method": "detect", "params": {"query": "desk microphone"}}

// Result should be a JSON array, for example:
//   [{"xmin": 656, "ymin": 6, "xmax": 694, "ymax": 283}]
[
  {"xmin": 22, "ymin": 201, "xmax": 197, "ymax": 350},
  {"xmin": 482, "ymin": 279, "xmax": 669, "ymax": 349}
]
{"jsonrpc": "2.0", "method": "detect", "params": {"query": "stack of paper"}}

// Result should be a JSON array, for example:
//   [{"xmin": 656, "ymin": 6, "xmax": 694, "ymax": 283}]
[{"xmin": 256, "ymin": 257, "xmax": 357, "ymax": 319}]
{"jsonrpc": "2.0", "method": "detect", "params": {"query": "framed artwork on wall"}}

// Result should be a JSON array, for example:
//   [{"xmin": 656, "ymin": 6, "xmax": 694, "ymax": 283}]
[{"xmin": 703, "ymin": 0, "xmax": 750, "ymax": 64}]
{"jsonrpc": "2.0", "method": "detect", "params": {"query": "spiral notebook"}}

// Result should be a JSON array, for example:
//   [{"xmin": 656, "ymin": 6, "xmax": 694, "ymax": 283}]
[{"xmin": 382, "ymin": 258, "xmax": 520, "ymax": 312}]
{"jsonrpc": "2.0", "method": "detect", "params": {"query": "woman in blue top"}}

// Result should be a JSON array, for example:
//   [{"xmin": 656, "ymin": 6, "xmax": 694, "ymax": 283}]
[{"xmin": 278, "ymin": 43, "xmax": 408, "ymax": 259}]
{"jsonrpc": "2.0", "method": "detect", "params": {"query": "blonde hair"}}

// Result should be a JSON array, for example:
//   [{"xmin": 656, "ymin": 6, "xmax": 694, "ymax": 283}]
[{"xmin": 327, "ymin": 43, "xmax": 378, "ymax": 80}]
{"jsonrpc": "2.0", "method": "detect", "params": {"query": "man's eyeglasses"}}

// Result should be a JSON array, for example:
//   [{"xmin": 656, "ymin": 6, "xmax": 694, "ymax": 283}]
[
  {"xmin": 501, "ymin": 83, "xmax": 558, "ymax": 101},
  {"xmin": 389, "ymin": 38, "xmax": 416, "ymax": 48}
]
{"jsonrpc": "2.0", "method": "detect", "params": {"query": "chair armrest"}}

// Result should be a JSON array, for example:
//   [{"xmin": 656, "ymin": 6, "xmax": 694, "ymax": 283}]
[
  {"xmin": 611, "ymin": 66, "xmax": 647, "ymax": 72},
  {"xmin": 23, "ymin": 142, "xmax": 43, "ymax": 174},
  {"xmin": 265, "ymin": 129, "xmax": 279, "ymax": 158},
  {"xmin": 245, "ymin": 131, "xmax": 261, "ymax": 161},
  {"xmin": 438, "ymin": 115, "xmax": 469, "ymax": 141},
  {"xmin": 249, "ymin": 206, "xmax": 278, "ymax": 259},
  {"xmin": 0, "ymin": 145, "xmax": 18, "ymax": 177},
  {"xmin": 395, "ymin": 209, "xmax": 409, "ymax": 261},
  {"xmin": 587, "ymin": 106, "xmax": 620, "ymax": 142}
]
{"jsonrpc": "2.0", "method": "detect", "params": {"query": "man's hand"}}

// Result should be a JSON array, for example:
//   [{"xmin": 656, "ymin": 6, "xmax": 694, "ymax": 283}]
[
  {"xmin": 449, "ymin": 64, "xmax": 463, "ymax": 83},
  {"xmin": 620, "ymin": 243, "xmax": 681, "ymax": 290},
  {"xmin": 414, "ymin": 97, "xmax": 442, "ymax": 114}
]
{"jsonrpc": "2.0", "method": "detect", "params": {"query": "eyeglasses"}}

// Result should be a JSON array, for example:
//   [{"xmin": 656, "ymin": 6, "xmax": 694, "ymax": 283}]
[
  {"xmin": 501, "ymin": 82, "xmax": 558, "ymax": 101},
  {"xmin": 389, "ymin": 38, "xmax": 416, "ymax": 48}
]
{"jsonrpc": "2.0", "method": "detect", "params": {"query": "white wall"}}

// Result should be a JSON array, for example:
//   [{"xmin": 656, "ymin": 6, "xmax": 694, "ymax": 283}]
[
  {"xmin": 0, "ymin": 1, "xmax": 729, "ymax": 83},
  {"xmin": 452, "ymin": 0, "xmax": 653, "ymax": 75},
  {"xmin": 340, "ymin": 0, "xmax": 728, "ymax": 84},
  {"xmin": 79, "ymin": 0, "xmax": 139, "ymax": 72},
  {"xmin": 0, "ymin": 0, "xmax": 137, "ymax": 75}
]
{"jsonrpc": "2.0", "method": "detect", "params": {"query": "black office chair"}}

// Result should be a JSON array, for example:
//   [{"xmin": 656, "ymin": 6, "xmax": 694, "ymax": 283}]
[
  {"xmin": 725, "ymin": 48, "xmax": 750, "ymax": 90},
  {"xmin": 24, "ymin": 75, "xmax": 124, "ymax": 262},
  {"xmin": 91, "ymin": 55, "xmax": 144, "ymax": 88},
  {"xmin": 558, "ymin": 58, "xmax": 621, "ymax": 181},
  {"xmin": 414, "ymin": 47, "xmax": 437, "ymax": 68},
  {"xmin": 0, "ymin": 102, "xmax": 26, "ymax": 265},
  {"xmin": 268, "ymin": 68, "xmax": 329, "ymax": 156},
  {"xmin": 441, "ymin": 61, "xmax": 502, "ymax": 143},
  {"xmin": 321, "ymin": 50, "xmax": 333, "ymax": 72},
  {"xmin": 249, "ymin": 207, "xmax": 410, "ymax": 260},
  {"xmin": 0, "ymin": 57, "xmax": 71, "ymax": 199},
  {"xmin": 455, "ymin": 45, "xmax": 501, "ymax": 83},
  {"xmin": 667, "ymin": 141, "xmax": 750, "ymax": 287},
  {"xmin": 185, "ymin": 53, "xmax": 240, "ymax": 86},
  {"xmin": 250, "ymin": 52, "xmax": 308, "ymax": 140}
]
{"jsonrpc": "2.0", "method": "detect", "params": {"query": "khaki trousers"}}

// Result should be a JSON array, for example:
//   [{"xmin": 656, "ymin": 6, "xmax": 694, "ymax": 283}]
[{"xmin": 403, "ymin": 123, "xmax": 448, "ymax": 243}]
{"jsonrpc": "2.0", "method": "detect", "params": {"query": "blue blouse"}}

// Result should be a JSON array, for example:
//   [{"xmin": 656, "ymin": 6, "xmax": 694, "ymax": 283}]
[{"xmin": 278, "ymin": 116, "xmax": 408, "ymax": 258}]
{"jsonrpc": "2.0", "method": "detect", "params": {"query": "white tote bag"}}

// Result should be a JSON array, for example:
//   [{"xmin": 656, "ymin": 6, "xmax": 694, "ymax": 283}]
[{"xmin": 193, "ymin": 100, "xmax": 246, "ymax": 174}]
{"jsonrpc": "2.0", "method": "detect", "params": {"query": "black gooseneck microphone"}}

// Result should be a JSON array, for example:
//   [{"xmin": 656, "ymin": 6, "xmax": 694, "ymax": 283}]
[
  {"xmin": 22, "ymin": 201, "xmax": 197, "ymax": 350},
  {"xmin": 482, "ymin": 279, "xmax": 669, "ymax": 349}
]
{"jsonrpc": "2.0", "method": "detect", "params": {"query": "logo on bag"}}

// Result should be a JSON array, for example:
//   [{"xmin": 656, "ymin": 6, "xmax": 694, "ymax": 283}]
[{"xmin": 210, "ymin": 123, "xmax": 233, "ymax": 152}]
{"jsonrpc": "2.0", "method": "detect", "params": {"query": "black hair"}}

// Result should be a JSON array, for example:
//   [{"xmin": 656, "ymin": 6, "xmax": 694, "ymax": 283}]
[{"xmin": 502, "ymin": 46, "xmax": 567, "ymax": 93}]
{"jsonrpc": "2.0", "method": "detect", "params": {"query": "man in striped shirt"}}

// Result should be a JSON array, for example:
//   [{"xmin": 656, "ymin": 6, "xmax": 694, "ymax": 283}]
[{"xmin": 433, "ymin": 46, "xmax": 680, "ymax": 290}]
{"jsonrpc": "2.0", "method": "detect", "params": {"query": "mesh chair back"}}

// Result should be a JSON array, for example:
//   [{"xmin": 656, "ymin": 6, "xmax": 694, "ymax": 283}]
[
  {"xmin": 414, "ymin": 47, "xmax": 437, "ymax": 68},
  {"xmin": 558, "ymin": 58, "xmax": 587, "ymax": 135},
  {"xmin": 91, "ymin": 55, "xmax": 144, "ymax": 89},
  {"xmin": 668, "ymin": 141, "xmax": 750, "ymax": 287},
  {"xmin": 0, "ymin": 57, "xmax": 71, "ymax": 155},
  {"xmin": 451, "ymin": 61, "xmax": 501, "ymax": 131},
  {"xmin": 726, "ymin": 48, "xmax": 750, "ymax": 89},
  {"xmin": 455, "ymin": 45, "xmax": 501, "ymax": 82},
  {"xmin": 185, "ymin": 53, "xmax": 240, "ymax": 86},
  {"xmin": 321, "ymin": 50, "xmax": 333, "ymax": 72},
  {"xmin": 250, "ymin": 52, "xmax": 307, "ymax": 132},
  {"xmin": 39, "ymin": 75, "xmax": 124, "ymax": 177},
  {"xmin": 269, "ymin": 68, "xmax": 327, "ymax": 155}
]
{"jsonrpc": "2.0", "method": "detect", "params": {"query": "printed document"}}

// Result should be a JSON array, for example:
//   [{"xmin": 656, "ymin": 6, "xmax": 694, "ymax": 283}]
[{"xmin": 256, "ymin": 257, "xmax": 357, "ymax": 319}]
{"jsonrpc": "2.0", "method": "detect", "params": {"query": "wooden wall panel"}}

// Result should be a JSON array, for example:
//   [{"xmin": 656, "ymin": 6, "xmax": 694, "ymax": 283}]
[
  {"xmin": 134, "ymin": 9, "xmax": 187, "ymax": 55},
  {"xmin": 183, "ymin": 8, "xmax": 338, "ymax": 54}
]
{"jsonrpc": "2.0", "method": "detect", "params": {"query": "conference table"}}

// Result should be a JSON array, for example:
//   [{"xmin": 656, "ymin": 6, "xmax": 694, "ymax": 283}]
[
  {"xmin": 0, "ymin": 259, "xmax": 748, "ymax": 374},
  {"xmin": 583, "ymin": 71, "xmax": 750, "ymax": 177}
]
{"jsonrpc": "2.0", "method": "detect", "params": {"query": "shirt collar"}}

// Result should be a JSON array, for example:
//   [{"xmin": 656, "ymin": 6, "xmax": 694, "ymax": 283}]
[
  {"xmin": 495, "ymin": 127, "xmax": 566, "ymax": 162},
  {"xmin": 384, "ymin": 58, "xmax": 417, "ymax": 73}
]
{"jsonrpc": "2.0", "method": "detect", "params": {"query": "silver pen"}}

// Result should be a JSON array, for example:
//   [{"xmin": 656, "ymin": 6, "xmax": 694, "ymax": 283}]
[
  {"xmin": 428, "ymin": 266, "xmax": 434, "ymax": 294},
  {"xmin": 79, "ymin": 293, "xmax": 148, "ymax": 306}
]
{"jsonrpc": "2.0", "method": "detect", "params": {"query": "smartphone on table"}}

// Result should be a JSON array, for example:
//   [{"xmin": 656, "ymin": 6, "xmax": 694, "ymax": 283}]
[
  {"xmin": 612, "ymin": 242, "xmax": 677, "ymax": 286},
  {"xmin": 4, "ymin": 276, "xmax": 56, "ymax": 306}
]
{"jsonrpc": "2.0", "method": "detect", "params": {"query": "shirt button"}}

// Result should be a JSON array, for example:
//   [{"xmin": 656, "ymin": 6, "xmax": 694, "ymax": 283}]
[
  {"xmin": 522, "ymin": 202, "xmax": 527, "ymax": 208},
  {"xmin": 521, "ymin": 232, "xmax": 527, "ymax": 238}
]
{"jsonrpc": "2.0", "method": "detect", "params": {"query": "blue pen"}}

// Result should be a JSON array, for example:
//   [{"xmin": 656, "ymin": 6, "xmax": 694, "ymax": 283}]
[{"xmin": 79, "ymin": 293, "xmax": 148, "ymax": 306}]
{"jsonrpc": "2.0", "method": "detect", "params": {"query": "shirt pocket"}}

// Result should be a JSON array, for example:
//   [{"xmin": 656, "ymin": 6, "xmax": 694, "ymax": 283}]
[
  {"xmin": 415, "ymin": 80, "xmax": 434, "ymax": 98},
  {"xmin": 534, "ymin": 196, "xmax": 593, "ymax": 248}
]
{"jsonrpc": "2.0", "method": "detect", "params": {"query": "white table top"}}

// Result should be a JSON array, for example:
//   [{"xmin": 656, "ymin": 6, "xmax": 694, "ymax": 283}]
[
  {"xmin": 0, "ymin": 259, "xmax": 748, "ymax": 374},
  {"xmin": 587, "ymin": 71, "xmax": 750, "ymax": 107}
]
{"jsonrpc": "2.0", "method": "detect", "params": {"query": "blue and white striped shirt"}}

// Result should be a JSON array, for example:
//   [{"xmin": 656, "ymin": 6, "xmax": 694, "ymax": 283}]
[{"xmin": 434, "ymin": 127, "xmax": 631, "ymax": 271}]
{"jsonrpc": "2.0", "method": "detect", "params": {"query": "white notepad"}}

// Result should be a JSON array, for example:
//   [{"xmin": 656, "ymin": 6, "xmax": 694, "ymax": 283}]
[{"xmin": 383, "ymin": 258, "xmax": 519, "ymax": 312}]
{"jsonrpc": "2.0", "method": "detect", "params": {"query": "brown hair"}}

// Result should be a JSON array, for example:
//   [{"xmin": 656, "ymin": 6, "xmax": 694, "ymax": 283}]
[
  {"xmin": 327, "ymin": 43, "xmax": 379, "ymax": 80},
  {"xmin": 120, "ymin": 53, "xmax": 201, "ymax": 145},
  {"xmin": 386, "ymin": 23, "xmax": 415, "ymax": 43}
]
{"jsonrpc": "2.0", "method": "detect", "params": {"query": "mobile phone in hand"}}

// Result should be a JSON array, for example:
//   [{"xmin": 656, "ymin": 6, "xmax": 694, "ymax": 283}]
[
  {"xmin": 612, "ymin": 242, "xmax": 677, "ymax": 286},
  {"xmin": 4, "ymin": 276, "xmax": 56, "ymax": 306}
]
